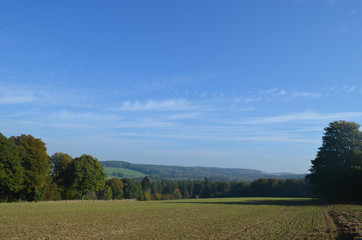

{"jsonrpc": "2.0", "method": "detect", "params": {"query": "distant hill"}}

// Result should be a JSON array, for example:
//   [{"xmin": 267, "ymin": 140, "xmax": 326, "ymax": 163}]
[
  {"xmin": 100, "ymin": 160, "xmax": 305, "ymax": 181},
  {"xmin": 103, "ymin": 167, "xmax": 146, "ymax": 179}
]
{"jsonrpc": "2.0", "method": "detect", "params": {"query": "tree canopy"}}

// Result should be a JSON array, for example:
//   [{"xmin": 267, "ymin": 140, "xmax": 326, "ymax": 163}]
[
  {"xmin": 10, "ymin": 134, "xmax": 50, "ymax": 201},
  {"xmin": 0, "ymin": 133, "xmax": 24, "ymax": 202},
  {"xmin": 307, "ymin": 120, "xmax": 362, "ymax": 201},
  {"xmin": 69, "ymin": 154, "xmax": 107, "ymax": 199}
]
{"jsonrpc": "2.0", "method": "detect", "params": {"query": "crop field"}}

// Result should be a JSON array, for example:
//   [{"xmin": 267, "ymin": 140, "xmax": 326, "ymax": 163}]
[{"xmin": 0, "ymin": 198, "xmax": 360, "ymax": 239}]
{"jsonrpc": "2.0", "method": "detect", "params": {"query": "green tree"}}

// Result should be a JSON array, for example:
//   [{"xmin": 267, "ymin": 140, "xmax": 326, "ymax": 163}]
[
  {"xmin": 307, "ymin": 121, "xmax": 362, "ymax": 201},
  {"xmin": 69, "ymin": 154, "xmax": 106, "ymax": 200},
  {"xmin": 0, "ymin": 133, "xmax": 24, "ymax": 202},
  {"xmin": 41, "ymin": 175, "xmax": 61, "ymax": 201},
  {"xmin": 106, "ymin": 178, "xmax": 124, "ymax": 199},
  {"xmin": 50, "ymin": 152, "xmax": 73, "ymax": 198},
  {"xmin": 141, "ymin": 176, "xmax": 151, "ymax": 192},
  {"xmin": 10, "ymin": 134, "xmax": 50, "ymax": 201},
  {"xmin": 122, "ymin": 178, "xmax": 142, "ymax": 199},
  {"xmin": 50, "ymin": 152, "xmax": 72, "ymax": 177},
  {"xmin": 100, "ymin": 185, "xmax": 112, "ymax": 200}
]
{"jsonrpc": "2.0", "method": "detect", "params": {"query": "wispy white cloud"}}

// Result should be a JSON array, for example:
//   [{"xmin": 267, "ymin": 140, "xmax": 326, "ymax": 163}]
[
  {"xmin": 244, "ymin": 88, "xmax": 322, "ymax": 103},
  {"xmin": 116, "ymin": 99, "xmax": 192, "ymax": 111},
  {"xmin": 51, "ymin": 110, "xmax": 119, "ymax": 121},
  {"xmin": 0, "ymin": 93, "xmax": 36, "ymax": 104},
  {"xmin": 166, "ymin": 112, "xmax": 201, "ymax": 120},
  {"xmin": 347, "ymin": 86, "xmax": 356, "ymax": 93},
  {"xmin": 239, "ymin": 111, "xmax": 362, "ymax": 125}
]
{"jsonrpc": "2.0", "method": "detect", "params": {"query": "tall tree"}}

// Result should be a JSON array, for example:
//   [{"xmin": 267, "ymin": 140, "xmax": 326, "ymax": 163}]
[
  {"xmin": 106, "ymin": 178, "xmax": 124, "ymax": 199},
  {"xmin": 49, "ymin": 152, "xmax": 73, "ymax": 199},
  {"xmin": 68, "ymin": 154, "xmax": 106, "ymax": 199},
  {"xmin": 307, "ymin": 120, "xmax": 362, "ymax": 201},
  {"xmin": 141, "ymin": 176, "xmax": 151, "ymax": 192},
  {"xmin": 0, "ymin": 133, "xmax": 24, "ymax": 202},
  {"xmin": 10, "ymin": 134, "xmax": 50, "ymax": 201}
]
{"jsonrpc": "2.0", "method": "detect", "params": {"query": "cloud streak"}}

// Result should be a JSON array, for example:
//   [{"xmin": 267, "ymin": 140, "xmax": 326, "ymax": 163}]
[
  {"xmin": 0, "ymin": 94, "xmax": 36, "ymax": 104},
  {"xmin": 116, "ymin": 99, "xmax": 192, "ymax": 111},
  {"xmin": 239, "ymin": 111, "xmax": 362, "ymax": 125}
]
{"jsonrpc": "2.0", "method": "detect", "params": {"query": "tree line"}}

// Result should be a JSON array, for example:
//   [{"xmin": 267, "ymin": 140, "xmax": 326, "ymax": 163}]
[
  {"xmin": 141, "ymin": 177, "xmax": 312, "ymax": 200},
  {"xmin": 2, "ymin": 120, "xmax": 360, "ymax": 202},
  {"xmin": 0, "ymin": 133, "xmax": 312, "ymax": 202}
]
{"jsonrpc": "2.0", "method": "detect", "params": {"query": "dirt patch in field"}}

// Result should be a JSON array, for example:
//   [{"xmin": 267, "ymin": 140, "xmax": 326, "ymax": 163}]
[
  {"xmin": 223, "ymin": 206, "xmax": 289, "ymax": 240},
  {"xmin": 328, "ymin": 206, "xmax": 362, "ymax": 240}
]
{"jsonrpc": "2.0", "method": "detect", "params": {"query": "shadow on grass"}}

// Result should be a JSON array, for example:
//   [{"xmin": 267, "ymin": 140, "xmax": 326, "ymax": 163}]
[{"xmin": 166, "ymin": 199, "xmax": 324, "ymax": 207}]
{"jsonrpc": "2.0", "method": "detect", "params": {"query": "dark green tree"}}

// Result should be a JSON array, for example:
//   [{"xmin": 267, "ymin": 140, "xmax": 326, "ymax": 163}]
[
  {"xmin": 69, "ymin": 154, "xmax": 106, "ymax": 199},
  {"xmin": 141, "ymin": 176, "xmax": 151, "ymax": 192},
  {"xmin": 99, "ymin": 185, "xmax": 112, "ymax": 200},
  {"xmin": 50, "ymin": 152, "xmax": 73, "ymax": 197},
  {"xmin": 0, "ymin": 133, "xmax": 24, "ymax": 202},
  {"xmin": 10, "ymin": 134, "xmax": 50, "ymax": 201},
  {"xmin": 106, "ymin": 178, "xmax": 124, "ymax": 199},
  {"xmin": 122, "ymin": 178, "xmax": 142, "ymax": 199},
  {"xmin": 50, "ymin": 152, "xmax": 72, "ymax": 177},
  {"xmin": 307, "ymin": 120, "xmax": 362, "ymax": 201}
]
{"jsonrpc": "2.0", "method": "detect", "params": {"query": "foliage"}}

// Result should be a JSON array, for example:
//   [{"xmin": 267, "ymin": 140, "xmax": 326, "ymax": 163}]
[
  {"xmin": 68, "ymin": 154, "xmax": 107, "ymax": 199},
  {"xmin": 99, "ymin": 185, "xmax": 112, "ymax": 200},
  {"xmin": 0, "ymin": 133, "xmax": 24, "ymax": 202},
  {"xmin": 50, "ymin": 152, "xmax": 72, "ymax": 178},
  {"xmin": 10, "ymin": 134, "xmax": 50, "ymax": 201},
  {"xmin": 41, "ymin": 176, "xmax": 61, "ymax": 201},
  {"xmin": 154, "ymin": 193, "xmax": 162, "ymax": 200},
  {"xmin": 307, "ymin": 121, "xmax": 362, "ymax": 201},
  {"xmin": 148, "ymin": 178, "xmax": 312, "ymax": 200},
  {"xmin": 0, "ymin": 131, "xmax": 313, "ymax": 202},
  {"xmin": 106, "ymin": 178, "xmax": 124, "ymax": 199},
  {"xmin": 141, "ymin": 176, "xmax": 151, "ymax": 192},
  {"xmin": 50, "ymin": 152, "xmax": 73, "ymax": 198},
  {"xmin": 143, "ymin": 191, "xmax": 151, "ymax": 201},
  {"xmin": 122, "ymin": 178, "xmax": 142, "ymax": 199}
]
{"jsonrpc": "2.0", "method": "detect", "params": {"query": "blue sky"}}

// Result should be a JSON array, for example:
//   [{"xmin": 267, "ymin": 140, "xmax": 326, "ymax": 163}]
[{"xmin": 1, "ymin": 0, "xmax": 361, "ymax": 173}]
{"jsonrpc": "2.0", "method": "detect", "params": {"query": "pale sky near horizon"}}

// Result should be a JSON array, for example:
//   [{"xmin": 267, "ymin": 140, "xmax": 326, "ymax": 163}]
[{"xmin": 1, "ymin": 0, "xmax": 361, "ymax": 173}]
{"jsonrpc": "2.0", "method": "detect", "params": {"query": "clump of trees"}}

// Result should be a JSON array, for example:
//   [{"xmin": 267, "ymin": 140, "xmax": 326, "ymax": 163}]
[
  {"xmin": 0, "ymin": 133, "xmax": 143, "ymax": 202},
  {"xmin": 307, "ymin": 120, "xmax": 362, "ymax": 202}
]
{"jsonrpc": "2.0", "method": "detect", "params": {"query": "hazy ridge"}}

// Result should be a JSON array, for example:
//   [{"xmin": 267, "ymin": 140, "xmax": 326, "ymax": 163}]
[{"xmin": 101, "ymin": 160, "xmax": 306, "ymax": 181}]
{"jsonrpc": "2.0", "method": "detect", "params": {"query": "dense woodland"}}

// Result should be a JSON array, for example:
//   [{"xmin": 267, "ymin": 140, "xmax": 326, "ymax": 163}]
[{"xmin": 0, "ymin": 120, "xmax": 361, "ymax": 202}]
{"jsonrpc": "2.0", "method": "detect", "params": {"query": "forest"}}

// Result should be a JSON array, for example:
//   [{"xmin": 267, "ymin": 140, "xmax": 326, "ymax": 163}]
[
  {"xmin": 0, "ymin": 120, "xmax": 361, "ymax": 202},
  {"xmin": 0, "ymin": 133, "xmax": 310, "ymax": 202}
]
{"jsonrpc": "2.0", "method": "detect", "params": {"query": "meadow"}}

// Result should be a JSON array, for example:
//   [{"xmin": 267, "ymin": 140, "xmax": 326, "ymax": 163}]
[
  {"xmin": 0, "ymin": 198, "xmax": 360, "ymax": 239},
  {"xmin": 103, "ymin": 167, "xmax": 146, "ymax": 179}
]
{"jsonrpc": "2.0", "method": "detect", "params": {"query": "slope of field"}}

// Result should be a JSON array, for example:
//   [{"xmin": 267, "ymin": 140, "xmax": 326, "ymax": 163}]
[
  {"xmin": 103, "ymin": 167, "xmax": 146, "ymax": 179},
  {"xmin": 101, "ymin": 160, "xmax": 305, "ymax": 181},
  {"xmin": 1, "ymin": 198, "xmax": 360, "ymax": 239}
]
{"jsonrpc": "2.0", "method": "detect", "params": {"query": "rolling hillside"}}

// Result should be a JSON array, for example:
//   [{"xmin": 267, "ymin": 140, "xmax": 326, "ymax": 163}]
[{"xmin": 101, "ymin": 160, "xmax": 305, "ymax": 181}]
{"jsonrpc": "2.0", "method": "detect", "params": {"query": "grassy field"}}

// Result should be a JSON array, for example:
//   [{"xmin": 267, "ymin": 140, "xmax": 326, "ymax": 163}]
[
  {"xmin": 103, "ymin": 167, "xmax": 146, "ymax": 179},
  {"xmin": 0, "ymin": 198, "xmax": 360, "ymax": 239}
]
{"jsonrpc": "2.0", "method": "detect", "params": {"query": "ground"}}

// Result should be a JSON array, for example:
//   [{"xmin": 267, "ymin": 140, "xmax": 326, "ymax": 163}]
[{"xmin": 0, "ymin": 198, "xmax": 360, "ymax": 239}]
